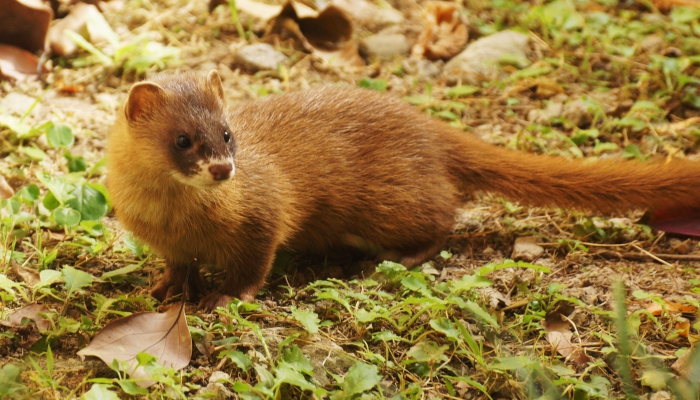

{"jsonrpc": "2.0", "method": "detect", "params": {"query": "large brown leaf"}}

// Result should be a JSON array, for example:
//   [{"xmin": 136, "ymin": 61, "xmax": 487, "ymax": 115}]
[
  {"xmin": 77, "ymin": 303, "xmax": 192, "ymax": 387},
  {"xmin": 0, "ymin": 44, "xmax": 43, "ymax": 81},
  {"xmin": 0, "ymin": 0, "xmax": 53, "ymax": 53}
]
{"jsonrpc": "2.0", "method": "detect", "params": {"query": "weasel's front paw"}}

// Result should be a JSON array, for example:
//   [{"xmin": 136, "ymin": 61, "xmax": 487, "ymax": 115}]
[
  {"xmin": 150, "ymin": 268, "xmax": 204, "ymax": 303},
  {"xmin": 198, "ymin": 293, "xmax": 235, "ymax": 312},
  {"xmin": 198, "ymin": 289, "xmax": 256, "ymax": 312},
  {"xmin": 150, "ymin": 279, "xmax": 183, "ymax": 302}
]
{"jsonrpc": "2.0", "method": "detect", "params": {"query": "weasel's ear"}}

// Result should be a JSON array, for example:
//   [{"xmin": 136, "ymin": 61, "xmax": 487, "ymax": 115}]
[
  {"xmin": 206, "ymin": 69, "xmax": 225, "ymax": 102},
  {"xmin": 125, "ymin": 82, "xmax": 165, "ymax": 123}
]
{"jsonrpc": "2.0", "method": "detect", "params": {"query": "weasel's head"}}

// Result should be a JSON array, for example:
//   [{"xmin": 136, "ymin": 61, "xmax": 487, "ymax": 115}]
[{"xmin": 123, "ymin": 70, "xmax": 235, "ymax": 190}]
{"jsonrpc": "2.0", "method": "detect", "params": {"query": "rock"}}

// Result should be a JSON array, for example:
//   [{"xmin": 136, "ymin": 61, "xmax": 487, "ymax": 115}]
[
  {"xmin": 209, "ymin": 371, "xmax": 231, "ymax": 383},
  {"xmin": 0, "ymin": 92, "xmax": 42, "ymax": 118},
  {"xmin": 197, "ymin": 371, "xmax": 234, "ymax": 397},
  {"xmin": 444, "ymin": 30, "xmax": 530, "ymax": 85},
  {"xmin": 332, "ymin": 0, "xmax": 404, "ymax": 31},
  {"xmin": 238, "ymin": 327, "xmax": 355, "ymax": 387},
  {"xmin": 527, "ymin": 97, "xmax": 592, "ymax": 128},
  {"xmin": 359, "ymin": 31, "xmax": 409, "ymax": 60},
  {"xmin": 402, "ymin": 58, "xmax": 443, "ymax": 81},
  {"xmin": 640, "ymin": 35, "xmax": 665, "ymax": 54},
  {"xmin": 528, "ymin": 101, "xmax": 563, "ymax": 125},
  {"xmin": 648, "ymin": 391, "xmax": 672, "ymax": 400},
  {"xmin": 511, "ymin": 236, "xmax": 544, "ymax": 262},
  {"xmin": 234, "ymin": 43, "xmax": 288, "ymax": 73},
  {"xmin": 562, "ymin": 99, "xmax": 592, "ymax": 127},
  {"xmin": 453, "ymin": 207, "xmax": 489, "ymax": 231},
  {"xmin": 372, "ymin": 8, "xmax": 405, "ymax": 30}
]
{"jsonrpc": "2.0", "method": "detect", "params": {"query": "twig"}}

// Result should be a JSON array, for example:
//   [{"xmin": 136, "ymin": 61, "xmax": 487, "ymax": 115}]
[{"xmin": 592, "ymin": 250, "xmax": 700, "ymax": 263}]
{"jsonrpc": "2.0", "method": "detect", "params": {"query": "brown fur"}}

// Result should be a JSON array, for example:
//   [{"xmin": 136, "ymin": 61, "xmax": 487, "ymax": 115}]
[{"xmin": 107, "ymin": 71, "xmax": 700, "ymax": 311}]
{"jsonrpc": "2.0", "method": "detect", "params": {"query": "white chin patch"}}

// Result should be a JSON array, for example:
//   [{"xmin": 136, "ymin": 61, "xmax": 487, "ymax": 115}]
[{"xmin": 173, "ymin": 157, "xmax": 235, "ymax": 190}]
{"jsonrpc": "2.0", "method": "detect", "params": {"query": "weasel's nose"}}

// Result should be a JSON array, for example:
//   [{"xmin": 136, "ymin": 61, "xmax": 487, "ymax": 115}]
[{"xmin": 209, "ymin": 164, "xmax": 233, "ymax": 181}]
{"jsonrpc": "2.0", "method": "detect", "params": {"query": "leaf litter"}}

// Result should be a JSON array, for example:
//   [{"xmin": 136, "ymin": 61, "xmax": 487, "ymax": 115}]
[
  {"xmin": 77, "ymin": 302, "xmax": 191, "ymax": 387},
  {"xmin": 1, "ymin": 0, "xmax": 700, "ymax": 398}
]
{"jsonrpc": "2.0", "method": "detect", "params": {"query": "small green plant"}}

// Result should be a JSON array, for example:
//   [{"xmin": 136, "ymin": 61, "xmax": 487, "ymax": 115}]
[{"xmin": 358, "ymin": 77, "xmax": 388, "ymax": 92}]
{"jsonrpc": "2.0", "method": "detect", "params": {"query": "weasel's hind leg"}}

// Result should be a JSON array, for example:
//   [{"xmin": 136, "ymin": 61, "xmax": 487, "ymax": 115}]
[
  {"xmin": 395, "ymin": 240, "xmax": 447, "ymax": 267},
  {"xmin": 198, "ymin": 248, "xmax": 277, "ymax": 312}
]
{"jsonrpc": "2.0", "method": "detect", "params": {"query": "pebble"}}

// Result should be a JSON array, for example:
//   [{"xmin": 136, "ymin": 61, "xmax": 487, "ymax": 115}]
[
  {"xmin": 234, "ymin": 43, "xmax": 288, "ymax": 73},
  {"xmin": 511, "ymin": 236, "xmax": 544, "ymax": 262},
  {"xmin": 197, "ymin": 371, "xmax": 234, "ymax": 397},
  {"xmin": 359, "ymin": 31, "xmax": 409, "ymax": 60},
  {"xmin": 443, "ymin": 30, "xmax": 530, "ymax": 85}
]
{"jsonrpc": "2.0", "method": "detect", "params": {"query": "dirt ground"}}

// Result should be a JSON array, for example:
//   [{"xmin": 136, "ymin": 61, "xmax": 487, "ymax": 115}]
[{"xmin": 2, "ymin": 0, "xmax": 700, "ymax": 398}]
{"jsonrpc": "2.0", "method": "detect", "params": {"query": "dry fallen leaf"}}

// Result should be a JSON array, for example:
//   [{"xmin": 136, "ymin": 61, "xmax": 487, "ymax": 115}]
[
  {"xmin": 228, "ymin": 0, "xmax": 282, "ymax": 21},
  {"xmin": 652, "ymin": 0, "xmax": 700, "ymax": 12},
  {"xmin": 411, "ymin": 2, "xmax": 468, "ymax": 60},
  {"xmin": 675, "ymin": 319, "xmax": 691, "ymax": 338},
  {"xmin": 49, "ymin": 3, "xmax": 119, "ymax": 56},
  {"xmin": 542, "ymin": 303, "xmax": 591, "ymax": 366},
  {"xmin": 11, "ymin": 261, "xmax": 40, "ymax": 287},
  {"xmin": 273, "ymin": 2, "xmax": 362, "ymax": 67},
  {"xmin": 646, "ymin": 300, "xmax": 697, "ymax": 316},
  {"xmin": 654, "ymin": 116, "xmax": 700, "ymax": 135},
  {"xmin": 0, "ymin": 175, "xmax": 14, "ymax": 199},
  {"xmin": 211, "ymin": 0, "xmax": 362, "ymax": 67},
  {"xmin": 0, "ymin": 0, "xmax": 53, "ymax": 53},
  {"xmin": 193, "ymin": 330, "xmax": 216, "ymax": 359},
  {"xmin": 671, "ymin": 348, "xmax": 700, "ymax": 377},
  {"xmin": 508, "ymin": 77, "xmax": 565, "ymax": 99},
  {"xmin": 5, "ymin": 303, "xmax": 51, "ymax": 331},
  {"xmin": 0, "ymin": 44, "xmax": 43, "ymax": 81},
  {"xmin": 77, "ymin": 303, "xmax": 192, "ymax": 387}
]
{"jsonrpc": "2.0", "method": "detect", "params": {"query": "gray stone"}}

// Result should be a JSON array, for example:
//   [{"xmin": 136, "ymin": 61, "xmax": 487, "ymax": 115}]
[
  {"xmin": 359, "ymin": 32, "xmax": 409, "ymax": 60},
  {"xmin": 234, "ymin": 43, "xmax": 288, "ymax": 73},
  {"xmin": 0, "ymin": 92, "xmax": 42, "ymax": 117},
  {"xmin": 562, "ymin": 99, "xmax": 593, "ymax": 127},
  {"xmin": 197, "ymin": 371, "xmax": 234, "ymax": 397},
  {"xmin": 238, "ymin": 327, "xmax": 355, "ymax": 387},
  {"xmin": 333, "ymin": 0, "xmax": 404, "ymax": 31},
  {"xmin": 527, "ymin": 96, "xmax": 592, "ymax": 128},
  {"xmin": 528, "ymin": 101, "xmax": 563, "ymax": 125},
  {"xmin": 511, "ymin": 236, "xmax": 544, "ymax": 262},
  {"xmin": 402, "ymin": 58, "xmax": 443, "ymax": 81},
  {"xmin": 444, "ymin": 30, "xmax": 530, "ymax": 85}
]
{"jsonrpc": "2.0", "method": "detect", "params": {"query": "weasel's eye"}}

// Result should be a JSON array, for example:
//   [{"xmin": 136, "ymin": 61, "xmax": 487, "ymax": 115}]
[
  {"xmin": 176, "ymin": 136, "xmax": 192, "ymax": 149},
  {"xmin": 224, "ymin": 130, "xmax": 231, "ymax": 143}
]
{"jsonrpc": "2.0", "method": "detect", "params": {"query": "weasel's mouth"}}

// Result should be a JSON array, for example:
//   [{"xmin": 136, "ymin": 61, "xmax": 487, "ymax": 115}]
[
  {"xmin": 170, "ymin": 169, "xmax": 234, "ymax": 190},
  {"xmin": 204, "ymin": 180, "xmax": 227, "ymax": 189},
  {"xmin": 171, "ymin": 158, "xmax": 235, "ymax": 190}
]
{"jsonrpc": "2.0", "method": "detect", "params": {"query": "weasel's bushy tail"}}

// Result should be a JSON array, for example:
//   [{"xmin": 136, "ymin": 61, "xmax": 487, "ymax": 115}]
[{"xmin": 446, "ymin": 131, "xmax": 700, "ymax": 214}]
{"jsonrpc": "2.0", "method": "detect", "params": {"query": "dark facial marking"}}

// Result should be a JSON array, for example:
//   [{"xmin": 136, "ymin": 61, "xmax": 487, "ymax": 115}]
[{"xmin": 152, "ymin": 75, "xmax": 235, "ymax": 179}]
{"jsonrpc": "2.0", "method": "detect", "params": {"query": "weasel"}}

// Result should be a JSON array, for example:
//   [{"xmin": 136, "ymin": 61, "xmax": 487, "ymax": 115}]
[{"xmin": 107, "ymin": 70, "xmax": 700, "ymax": 311}]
